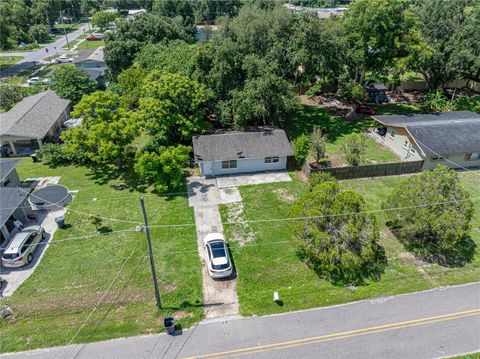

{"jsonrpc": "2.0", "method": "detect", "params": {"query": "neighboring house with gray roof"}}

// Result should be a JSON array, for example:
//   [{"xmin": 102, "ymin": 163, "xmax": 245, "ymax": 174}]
[
  {"xmin": 0, "ymin": 91, "xmax": 70, "ymax": 156},
  {"xmin": 74, "ymin": 47, "xmax": 106, "ymax": 71},
  {"xmin": 0, "ymin": 159, "xmax": 20, "ymax": 187},
  {"xmin": 193, "ymin": 128, "xmax": 293, "ymax": 176},
  {"xmin": 0, "ymin": 160, "xmax": 28, "ymax": 243},
  {"xmin": 0, "ymin": 187, "xmax": 29, "ymax": 243},
  {"xmin": 373, "ymin": 111, "xmax": 480, "ymax": 170}
]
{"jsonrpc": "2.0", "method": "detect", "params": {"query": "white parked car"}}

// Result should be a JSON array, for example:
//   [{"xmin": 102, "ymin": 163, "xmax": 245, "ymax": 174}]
[
  {"xmin": 56, "ymin": 55, "xmax": 74, "ymax": 63},
  {"xmin": 204, "ymin": 233, "xmax": 233, "ymax": 279},
  {"xmin": 27, "ymin": 77, "xmax": 48, "ymax": 85},
  {"xmin": 1, "ymin": 226, "xmax": 45, "ymax": 268}
]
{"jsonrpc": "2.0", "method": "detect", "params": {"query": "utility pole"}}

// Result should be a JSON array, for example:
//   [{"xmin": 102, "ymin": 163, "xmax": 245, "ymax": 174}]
[
  {"xmin": 83, "ymin": 29, "xmax": 88, "ymax": 49},
  {"xmin": 139, "ymin": 197, "xmax": 162, "ymax": 310},
  {"xmin": 59, "ymin": 11, "xmax": 71, "ymax": 50}
]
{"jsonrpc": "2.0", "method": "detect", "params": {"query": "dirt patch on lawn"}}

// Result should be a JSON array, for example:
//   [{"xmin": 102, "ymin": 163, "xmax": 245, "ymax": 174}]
[
  {"xmin": 225, "ymin": 202, "xmax": 254, "ymax": 245},
  {"xmin": 273, "ymin": 188, "xmax": 296, "ymax": 203}
]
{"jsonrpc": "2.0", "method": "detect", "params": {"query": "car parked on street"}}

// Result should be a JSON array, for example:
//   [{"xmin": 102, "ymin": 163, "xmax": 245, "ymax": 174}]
[
  {"xmin": 27, "ymin": 77, "xmax": 48, "ymax": 85},
  {"xmin": 204, "ymin": 233, "xmax": 233, "ymax": 279},
  {"xmin": 56, "ymin": 55, "xmax": 74, "ymax": 63},
  {"xmin": 1, "ymin": 226, "xmax": 45, "ymax": 268},
  {"xmin": 86, "ymin": 34, "xmax": 103, "ymax": 41}
]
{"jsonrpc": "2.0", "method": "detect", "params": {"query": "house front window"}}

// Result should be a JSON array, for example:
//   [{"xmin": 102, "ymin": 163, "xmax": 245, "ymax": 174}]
[
  {"xmin": 264, "ymin": 156, "xmax": 279, "ymax": 163},
  {"xmin": 389, "ymin": 129, "xmax": 395, "ymax": 139},
  {"xmin": 465, "ymin": 152, "xmax": 480, "ymax": 161},
  {"xmin": 221, "ymin": 160, "xmax": 237, "ymax": 169},
  {"xmin": 403, "ymin": 140, "xmax": 409, "ymax": 149}
]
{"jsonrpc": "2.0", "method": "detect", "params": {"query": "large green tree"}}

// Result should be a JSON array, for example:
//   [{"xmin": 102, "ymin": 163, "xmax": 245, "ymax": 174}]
[
  {"xmin": 140, "ymin": 71, "xmax": 211, "ymax": 143},
  {"xmin": 292, "ymin": 180, "xmax": 386, "ymax": 285},
  {"xmin": 62, "ymin": 91, "xmax": 139, "ymax": 165},
  {"xmin": 382, "ymin": 165, "xmax": 475, "ymax": 264},
  {"xmin": 104, "ymin": 13, "xmax": 194, "ymax": 76},
  {"xmin": 412, "ymin": 0, "xmax": 479, "ymax": 88},
  {"xmin": 343, "ymin": 0, "xmax": 419, "ymax": 84},
  {"xmin": 51, "ymin": 65, "xmax": 96, "ymax": 104},
  {"xmin": 134, "ymin": 145, "xmax": 191, "ymax": 192}
]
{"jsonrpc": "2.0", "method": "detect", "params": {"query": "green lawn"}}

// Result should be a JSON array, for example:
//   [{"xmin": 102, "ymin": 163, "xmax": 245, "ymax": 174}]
[
  {"xmin": 447, "ymin": 353, "xmax": 480, "ymax": 359},
  {"xmin": 290, "ymin": 105, "xmax": 399, "ymax": 166},
  {"xmin": 75, "ymin": 39, "xmax": 105, "ymax": 50},
  {"xmin": 220, "ymin": 170, "xmax": 480, "ymax": 316},
  {"xmin": 0, "ymin": 159, "xmax": 203, "ymax": 353},
  {"xmin": 0, "ymin": 56, "xmax": 23, "ymax": 71}
]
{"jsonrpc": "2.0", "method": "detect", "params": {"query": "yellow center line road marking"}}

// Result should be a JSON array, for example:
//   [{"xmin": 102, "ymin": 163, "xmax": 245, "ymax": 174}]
[{"xmin": 183, "ymin": 308, "xmax": 480, "ymax": 359}]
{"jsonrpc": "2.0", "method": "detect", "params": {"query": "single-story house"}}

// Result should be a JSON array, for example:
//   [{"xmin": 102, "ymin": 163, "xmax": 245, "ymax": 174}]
[
  {"xmin": 74, "ymin": 47, "xmax": 106, "ymax": 70},
  {"xmin": 193, "ymin": 129, "xmax": 293, "ymax": 177},
  {"xmin": 373, "ymin": 111, "xmax": 480, "ymax": 170},
  {"xmin": 0, "ymin": 160, "xmax": 28, "ymax": 243},
  {"xmin": 0, "ymin": 159, "xmax": 20, "ymax": 187},
  {"xmin": 365, "ymin": 83, "xmax": 387, "ymax": 104},
  {"xmin": 0, "ymin": 91, "xmax": 70, "ymax": 156}
]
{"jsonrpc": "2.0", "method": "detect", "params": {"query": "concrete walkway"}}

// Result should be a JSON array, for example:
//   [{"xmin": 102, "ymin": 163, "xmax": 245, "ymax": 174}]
[{"xmin": 188, "ymin": 177, "xmax": 239, "ymax": 319}]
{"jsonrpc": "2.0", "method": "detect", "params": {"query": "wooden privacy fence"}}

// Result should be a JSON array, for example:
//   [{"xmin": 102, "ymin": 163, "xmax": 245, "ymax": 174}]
[{"xmin": 303, "ymin": 160, "xmax": 425, "ymax": 180}]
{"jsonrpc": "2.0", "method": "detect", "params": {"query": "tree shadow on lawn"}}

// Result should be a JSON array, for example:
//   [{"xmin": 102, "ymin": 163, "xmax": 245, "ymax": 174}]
[
  {"xmin": 84, "ymin": 162, "xmax": 188, "ymax": 201},
  {"xmin": 85, "ymin": 162, "xmax": 149, "ymax": 193},
  {"xmin": 404, "ymin": 235, "xmax": 477, "ymax": 268},
  {"xmin": 285, "ymin": 105, "xmax": 373, "ymax": 142},
  {"xmin": 295, "ymin": 246, "xmax": 387, "ymax": 287}
]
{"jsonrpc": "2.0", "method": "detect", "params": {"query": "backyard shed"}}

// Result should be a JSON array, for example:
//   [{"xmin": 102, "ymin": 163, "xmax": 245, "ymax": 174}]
[
  {"xmin": 366, "ymin": 83, "xmax": 387, "ymax": 104},
  {"xmin": 193, "ymin": 129, "xmax": 293, "ymax": 177}
]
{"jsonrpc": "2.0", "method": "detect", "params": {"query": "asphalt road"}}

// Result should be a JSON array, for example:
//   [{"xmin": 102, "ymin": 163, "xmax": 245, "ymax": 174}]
[
  {"xmin": 0, "ymin": 23, "xmax": 90, "ymax": 78},
  {"xmin": 2, "ymin": 282, "xmax": 479, "ymax": 359}
]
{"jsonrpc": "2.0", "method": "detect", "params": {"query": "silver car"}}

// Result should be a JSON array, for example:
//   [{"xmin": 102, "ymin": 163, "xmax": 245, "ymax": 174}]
[
  {"xmin": 1, "ymin": 226, "xmax": 45, "ymax": 268},
  {"xmin": 204, "ymin": 233, "xmax": 233, "ymax": 279}
]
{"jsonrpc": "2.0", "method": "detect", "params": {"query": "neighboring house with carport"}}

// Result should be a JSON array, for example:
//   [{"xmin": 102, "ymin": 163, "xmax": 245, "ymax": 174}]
[
  {"xmin": 0, "ymin": 160, "xmax": 28, "ymax": 243},
  {"xmin": 0, "ymin": 90, "xmax": 70, "ymax": 156},
  {"xmin": 193, "ymin": 129, "xmax": 293, "ymax": 177},
  {"xmin": 373, "ymin": 111, "xmax": 480, "ymax": 170}
]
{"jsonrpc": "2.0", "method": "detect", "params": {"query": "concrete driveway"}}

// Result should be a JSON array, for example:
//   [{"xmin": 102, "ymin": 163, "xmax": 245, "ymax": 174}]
[
  {"xmin": 0, "ymin": 207, "xmax": 66, "ymax": 297},
  {"xmin": 188, "ymin": 177, "xmax": 239, "ymax": 319},
  {"xmin": 187, "ymin": 171, "xmax": 291, "ymax": 319}
]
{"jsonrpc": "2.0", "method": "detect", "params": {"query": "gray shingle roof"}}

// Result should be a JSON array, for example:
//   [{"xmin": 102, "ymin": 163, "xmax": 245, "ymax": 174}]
[
  {"xmin": 0, "ymin": 90, "xmax": 70, "ymax": 139},
  {"xmin": 74, "ymin": 47, "xmax": 104, "ymax": 64},
  {"xmin": 193, "ymin": 129, "xmax": 294, "ymax": 162},
  {"xmin": 373, "ymin": 111, "xmax": 480, "ymax": 156},
  {"xmin": 0, "ymin": 187, "xmax": 28, "ymax": 227},
  {"xmin": 0, "ymin": 159, "xmax": 19, "ymax": 182}
]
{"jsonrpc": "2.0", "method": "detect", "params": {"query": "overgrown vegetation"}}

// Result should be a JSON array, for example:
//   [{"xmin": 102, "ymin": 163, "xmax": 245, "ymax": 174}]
[
  {"xmin": 382, "ymin": 166, "xmax": 475, "ymax": 265},
  {"xmin": 291, "ymin": 178, "xmax": 386, "ymax": 285}
]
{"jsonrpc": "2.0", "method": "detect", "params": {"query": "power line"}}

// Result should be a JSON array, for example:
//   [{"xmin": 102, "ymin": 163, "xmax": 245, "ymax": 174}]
[
  {"xmin": 413, "ymin": 138, "xmax": 480, "ymax": 179},
  {"xmin": 59, "ymin": 244, "xmax": 138, "ymax": 359}
]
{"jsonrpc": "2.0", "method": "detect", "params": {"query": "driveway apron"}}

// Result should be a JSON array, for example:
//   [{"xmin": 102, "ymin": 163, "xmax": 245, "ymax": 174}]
[{"xmin": 188, "ymin": 177, "xmax": 239, "ymax": 319}]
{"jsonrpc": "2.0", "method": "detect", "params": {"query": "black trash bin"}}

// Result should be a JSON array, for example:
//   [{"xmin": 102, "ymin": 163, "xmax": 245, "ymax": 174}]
[
  {"xmin": 164, "ymin": 317, "xmax": 175, "ymax": 335},
  {"xmin": 54, "ymin": 216, "xmax": 65, "ymax": 228},
  {"xmin": 31, "ymin": 154, "xmax": 39, "ymax": 163}
]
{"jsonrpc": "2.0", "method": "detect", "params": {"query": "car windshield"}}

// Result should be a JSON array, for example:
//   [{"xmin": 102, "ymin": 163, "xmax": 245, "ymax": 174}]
[
  {"xmin": 210, "ymin": 241, "xmax": 226, "ymax": 258},
  {"xmin": 3, "ymin": 253, "xmax": 19, "ymax": 260}
]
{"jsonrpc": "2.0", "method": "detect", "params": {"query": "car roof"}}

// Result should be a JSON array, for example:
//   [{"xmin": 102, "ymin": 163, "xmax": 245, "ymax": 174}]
[
  {"xmin": 204, "ymin": 233, "xmax": 225, "ymax": 243},
  {"xmin": 4, "ymin": 232, "xmax": 31, "ymax": 254}
]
